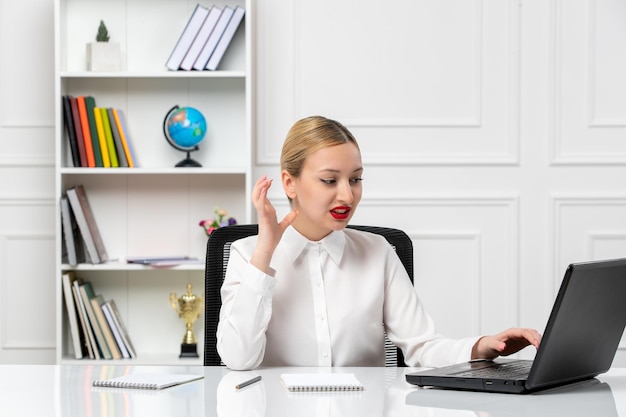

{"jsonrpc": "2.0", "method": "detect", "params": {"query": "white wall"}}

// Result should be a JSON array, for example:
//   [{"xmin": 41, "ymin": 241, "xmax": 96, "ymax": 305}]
[{"xmin": 0, "ymin": 0, "xmax": 624, "ymax": 365}]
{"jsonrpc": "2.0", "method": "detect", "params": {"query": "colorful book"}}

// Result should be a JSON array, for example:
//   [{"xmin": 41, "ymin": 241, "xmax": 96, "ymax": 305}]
[
  {"xmin": 165, "ymin": 4, "xmax": 210, "ymax": 70},
  {"xmin": 93, "ymin": 107, "xmax": 111, "ymax": 167},
  {"xmin": 115, "ymin": 109, "xmax": 138, "ymax": 167},
  {"xmin": 85, "ymin": 96, "xmax": 103, "ymax": 167},
  {"xmin": 69, "ymin": 97, "xmax": 87, "ymax": 167},
  {"xmin": 72, "ymin": 278, "xmax": 98, "ymax": 359},
  {"xmin": 193, "ymin": 5, "xmax": 234, "ymax": 70},
  {"xmin": 107, "ymin": 108, "xmax": 128, "ymax": 167},
  {"xmin": 101, "ymin": 300, "xmax": 132, "ymax": 359},
  {"xmin": 180, "ymin": 6, "xmax": 222, "ymax": 70},
  {"xmin": 103, "ymin": 299, "xmax": 136, "ymax": 358},
  {"xmin": 66, "ymin": 185, "xmax": 108, "ymax": 264},
  {"xmin": 100, "ymin": 108, "xmax": 119, "ymax": 167},
  {"xmin": 76, "ymin": 96, "xmax": 96, "ymax": 167},
  {"xmin": 206, "ymin": 6, "xmax": 245, "ymax": 71},
  {"xmin": 62, "ymin": 95, "xmax": 80, "ymax": 167},
  {"xmin": 62, "ymin": 272, "xmax": 85, "ymax": 359},
  {"xmin": 79, "ymin": 282, "xmax": 112, "ymax": 359},
  {"xmin": 60, "ymin": 195, "xmax": 84, "ymax": 265},
  {"xmin": 91, "ymin": 295, "xmax": 122, "ymax": 359},
  {"xmin": 112, "ymin": 109, "xmax": 135, "ymax": 167}
]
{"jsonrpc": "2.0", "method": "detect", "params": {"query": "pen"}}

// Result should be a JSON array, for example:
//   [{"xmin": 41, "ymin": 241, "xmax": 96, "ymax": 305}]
[{"xmin": 235, "ymin": 375, "xmax": 262, "ymax": 390}]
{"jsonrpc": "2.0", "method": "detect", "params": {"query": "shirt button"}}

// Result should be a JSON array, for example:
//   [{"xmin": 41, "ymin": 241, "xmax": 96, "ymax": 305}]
[{"xmin": 322, "ymin": 351, "xmax": 328, "ymax": 357}]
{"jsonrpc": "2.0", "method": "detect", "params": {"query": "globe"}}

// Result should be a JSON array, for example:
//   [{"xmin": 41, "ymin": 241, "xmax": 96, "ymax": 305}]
[{"xmin": 163, "ymin": 105, "xmax": 207, "ymax": 167}]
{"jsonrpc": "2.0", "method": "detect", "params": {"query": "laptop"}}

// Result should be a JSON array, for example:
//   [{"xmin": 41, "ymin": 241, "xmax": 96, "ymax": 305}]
[{"xmin": 406, "ymin": 258, "xmax": 626, "ymax": 394}]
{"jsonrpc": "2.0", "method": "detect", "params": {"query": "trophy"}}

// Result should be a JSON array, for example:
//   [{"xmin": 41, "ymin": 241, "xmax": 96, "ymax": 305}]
[{"xmin": 170, "ymin": 283, "xmax": 204, "ymax": 358}]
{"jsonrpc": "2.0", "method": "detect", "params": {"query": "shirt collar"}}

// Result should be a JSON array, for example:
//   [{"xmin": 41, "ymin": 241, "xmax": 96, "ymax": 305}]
[{"xmin": 282, "ymin": 226, "xmax": 346, "ymax": 265}]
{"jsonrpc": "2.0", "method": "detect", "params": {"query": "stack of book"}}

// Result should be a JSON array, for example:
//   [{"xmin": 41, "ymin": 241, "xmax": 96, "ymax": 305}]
[
  {"xmin": 62, "ymin": 95, "xmax": 137, "ymax": 168},
  {"xmin": 62, "ymin": 272, "xmax": 136, "ymax": 360},
  {"xmin": 61, "ymin": 184, "xmax": 108, "ymax": 265},
  {"xmin": 166, "ymin": 3, "xmax": 245, "ymax": 71}
]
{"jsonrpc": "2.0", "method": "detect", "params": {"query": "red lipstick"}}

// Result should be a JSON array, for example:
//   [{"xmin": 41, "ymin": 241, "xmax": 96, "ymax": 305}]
[{"xmin": 330, "ymin": 206, "xmax": 351, "ymax": 220}]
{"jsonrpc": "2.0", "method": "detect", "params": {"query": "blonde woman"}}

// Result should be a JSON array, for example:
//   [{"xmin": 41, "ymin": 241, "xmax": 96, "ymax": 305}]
[{"xmin": 217, "ymin": 116, "xmax": 540, "ymax": 370}]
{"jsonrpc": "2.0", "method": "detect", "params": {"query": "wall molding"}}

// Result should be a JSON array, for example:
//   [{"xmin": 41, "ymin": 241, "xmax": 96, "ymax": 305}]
[{"xmin": 0, "ymin": 233, "xmax": 55, "ymax": 350}]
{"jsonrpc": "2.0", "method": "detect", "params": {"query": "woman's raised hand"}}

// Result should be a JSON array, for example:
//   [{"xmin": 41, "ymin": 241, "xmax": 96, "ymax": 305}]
[{"xmin": 250, "ymin": 176, "xmax": 297, "ymax": 273}]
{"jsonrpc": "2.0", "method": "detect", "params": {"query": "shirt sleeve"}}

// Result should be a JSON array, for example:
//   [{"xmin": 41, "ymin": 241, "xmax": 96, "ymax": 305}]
[
  {"xmin": 381, "ymin": 244, "xmax": 479, "ymax": 367},
  {"xmin": 216, "ymin": 239, "xmax": 276, "ymax": 370}
]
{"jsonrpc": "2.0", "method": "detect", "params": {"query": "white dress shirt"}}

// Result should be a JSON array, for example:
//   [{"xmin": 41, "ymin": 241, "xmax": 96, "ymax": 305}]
[{"xmin": 217, "ymin": 226, "xmax": 478, "ymax": 370}]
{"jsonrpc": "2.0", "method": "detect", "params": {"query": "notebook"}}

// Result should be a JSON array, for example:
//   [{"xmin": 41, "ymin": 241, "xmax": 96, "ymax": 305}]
[
  {"xmin": 406, "ymin": 258, "xmax": 626, "ymax": 394},
  {"xmin": 92, "ymin": 373, "xmax": 203, "ymax": 390},
  {"xmin": 280, "ymin": 373, "xmax": 364, "ymax": 392}
]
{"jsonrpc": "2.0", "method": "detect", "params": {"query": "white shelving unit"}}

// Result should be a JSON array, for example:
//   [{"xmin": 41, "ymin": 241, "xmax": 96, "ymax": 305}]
[{"xmin": 54, "ymin": 0, "xmax": 253, "ymax": 365}]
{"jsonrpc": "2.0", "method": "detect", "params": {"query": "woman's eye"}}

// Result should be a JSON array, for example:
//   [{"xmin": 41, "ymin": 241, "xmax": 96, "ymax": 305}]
[
  {"xmin": 320, "ymin": 179, "xmax": 336, "ymax": 185},
  {"xmin": 350, "ymin": 177, "xmax": 363, "ymax": 184}
]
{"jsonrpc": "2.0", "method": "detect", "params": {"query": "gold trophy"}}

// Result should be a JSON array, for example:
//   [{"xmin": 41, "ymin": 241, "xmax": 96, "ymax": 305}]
[{"xmin": 170, "ymin": 283, "xmax": 204, "ymax": 358}]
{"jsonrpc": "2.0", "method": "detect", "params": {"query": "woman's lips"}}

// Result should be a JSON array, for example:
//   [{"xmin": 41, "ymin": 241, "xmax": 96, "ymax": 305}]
[{"xmin": 330, "ymin": 206, "xmax": 351, "ymax": 220}]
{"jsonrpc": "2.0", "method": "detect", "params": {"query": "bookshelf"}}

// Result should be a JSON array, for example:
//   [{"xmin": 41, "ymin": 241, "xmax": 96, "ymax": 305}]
[{"xmin": 54, "ymin": 0, "xmax": 253, "ymax": 364}]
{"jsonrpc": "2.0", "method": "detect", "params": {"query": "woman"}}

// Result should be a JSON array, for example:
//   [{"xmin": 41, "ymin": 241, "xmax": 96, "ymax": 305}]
[{"xmin": 217, "ymin": 116, "xmax": 540, "ymax": 370}]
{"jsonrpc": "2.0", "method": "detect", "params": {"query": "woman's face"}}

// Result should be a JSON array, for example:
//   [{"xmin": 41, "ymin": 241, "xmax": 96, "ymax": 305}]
[{"xmin": 282, "ymin": 142, "xmax": 363, "ymax": 241}]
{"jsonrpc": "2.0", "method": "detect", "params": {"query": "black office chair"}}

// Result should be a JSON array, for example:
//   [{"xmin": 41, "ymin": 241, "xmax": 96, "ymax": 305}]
[{"xmin": 204, "ymin": 224, "xmax": 414, "ymax": 367}]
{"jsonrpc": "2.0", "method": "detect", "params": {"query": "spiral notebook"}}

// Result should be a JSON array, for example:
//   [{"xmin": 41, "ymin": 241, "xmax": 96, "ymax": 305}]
[
  {"xmin": 92, "ymin": 373, "xmax": 203, "ymax": 390},
  {"xmin": 280, "ymin": 373, "xmax": 364, "ymax": 392}
]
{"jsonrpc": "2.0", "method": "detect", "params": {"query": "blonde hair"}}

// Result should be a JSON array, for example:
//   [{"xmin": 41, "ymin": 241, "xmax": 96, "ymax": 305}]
[{"xmin": 280, "ymin": 116, "xmax": 360, "ymax": 178}]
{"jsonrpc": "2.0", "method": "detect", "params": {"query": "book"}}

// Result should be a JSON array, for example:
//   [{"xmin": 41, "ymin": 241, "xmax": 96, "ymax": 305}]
[
  {"xmin": 72, "ymin": 278, "xmax": 98, "ymax": 359},
  {"xmin": 193, "ymin": 5, "xmax": 234, "ymax": 71},
  {"xmin": 279, "ymin": 373, "xmax": 364, "ymax": 392},
  {"xmin": 61, "ymin": 272, "xmax": 85, "ymax": 359},
  {"xmin": 85, "ymin": 96, "xmax": 103, "ymax": 167},
  {"xmin": 79, "ymin": 281, "xmax": 112, "ymax": 359},
  {"xmin": 115, "ymin": 109, "xmax": 139, "ymax": 167},
  {"xmin": 93, "ymin": 105, "xmax": 111, "ymax": 167},
  {"xmin": 76, "ymin": 96, "xmax": 96, "ymax": 167},
  {"xmin": 69, "ymin": 97, "xmax": 87, "ymax": 167},
  {"xmin": 101, "ymin": 300, "xmax": 133, "ymax": 359},
  {"xmin": 180, "ymin": 6, "xmax": 222, "ymax": 70},
  {"xmin": 92, "ymin": 373, "xmax": 203, "ymax": 390},
  {"xmin": 62, "ymin": 95, "xmax": 80, "ymax": 167},
  {"xmin": 99, "ymin": 107, "xmax": 119, "ymax": 167},
  {"xmin": 107, "ymin": 108, "xmax": 128, "ymax": 167},
  {"xmin": 60, "ymin": 196, "xmax": 84, "ymax": 265},
  {"xmin": 126, "ymin": 256, "xmax": 200, "ymax": 266},
  {"xmin": 66, "ymin": 185, "xmax": 108, "ymax": 264},
  {"xmin": 165, "ymin": 4, "xmax": 210, "ymax": 70},
  {"xmin": 205, "ymin": 5, "xmax": 245, "ymax": 71},
  {"xmin": 112, "ymin": 108, "xmax": 135, "ymax": 167},
  {"xmin": 90, "ymin": 295, "xmax": 122, "ymax": 359}
]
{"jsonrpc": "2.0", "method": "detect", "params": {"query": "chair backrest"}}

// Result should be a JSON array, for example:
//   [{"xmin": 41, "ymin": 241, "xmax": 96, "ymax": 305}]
[{"xmin": 204, "ymin": 224, "xmax": 414, "ymax": 367}]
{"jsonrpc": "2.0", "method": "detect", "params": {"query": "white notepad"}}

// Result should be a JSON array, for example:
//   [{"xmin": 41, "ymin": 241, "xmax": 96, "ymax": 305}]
[
  {"xmin": 92, "ymin": 373, "xmax": 203, "ymax": 390},
  {"xmin": 280, "ymin": 373, "xmax": 364, "ymax": 392}
]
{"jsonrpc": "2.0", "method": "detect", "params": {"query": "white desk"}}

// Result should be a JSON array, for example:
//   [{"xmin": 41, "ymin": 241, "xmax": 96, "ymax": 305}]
[{"xmin": 1, "ymin": 365, "xmax": 625, "ymax": 416}]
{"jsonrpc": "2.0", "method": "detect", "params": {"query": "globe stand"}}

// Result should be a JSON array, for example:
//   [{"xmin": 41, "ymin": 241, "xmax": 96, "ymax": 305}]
[{"xmin": 175, "ymin": 150, "xmax": 202, "ymax": 167}]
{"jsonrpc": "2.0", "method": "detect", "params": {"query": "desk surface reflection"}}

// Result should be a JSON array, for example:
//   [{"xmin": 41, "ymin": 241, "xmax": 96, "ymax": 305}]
[{"xmin": 1, "ymin": 365, "xmax": 625, "ymax": 417}]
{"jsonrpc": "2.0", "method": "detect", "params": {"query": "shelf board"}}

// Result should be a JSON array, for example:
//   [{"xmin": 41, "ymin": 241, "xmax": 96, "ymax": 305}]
[
  {"xmin": 62, "ymin": 261, "xmax": 206, "ymax": 272},
  {"xmin": 59, "ymin": 70, "xmax": 246, "ymax": 79},
  {"xmin": 60, "ymin": 167, "xmax": 248, "ymax": 175},
  {"xmin": 60, "ymin": 354, "xmax": 203, "ymax": 366}
]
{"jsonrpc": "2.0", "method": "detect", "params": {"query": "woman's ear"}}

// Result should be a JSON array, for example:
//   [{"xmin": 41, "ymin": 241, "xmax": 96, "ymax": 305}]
[{"xmin": 281, "ymin": 170, "xmax": 296, "ymax": 199}]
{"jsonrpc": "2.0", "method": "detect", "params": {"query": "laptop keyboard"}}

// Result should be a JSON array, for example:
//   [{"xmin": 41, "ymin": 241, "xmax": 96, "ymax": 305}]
[{"xmin": 453, "ymin": 361, "xmax": 532, "ymax": 379}]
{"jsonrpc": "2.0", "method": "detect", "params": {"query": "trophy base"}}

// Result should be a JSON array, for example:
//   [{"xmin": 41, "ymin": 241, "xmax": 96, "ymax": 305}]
[{"xmin": 179, "ymin": 343, "xmax": 199, "ymax": 358}]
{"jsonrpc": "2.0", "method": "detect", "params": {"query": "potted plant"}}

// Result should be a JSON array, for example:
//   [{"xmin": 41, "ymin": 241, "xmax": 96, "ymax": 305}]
[{"xmin": 86, "ymin": 20, "xmax": 121, "ymax": 71}]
